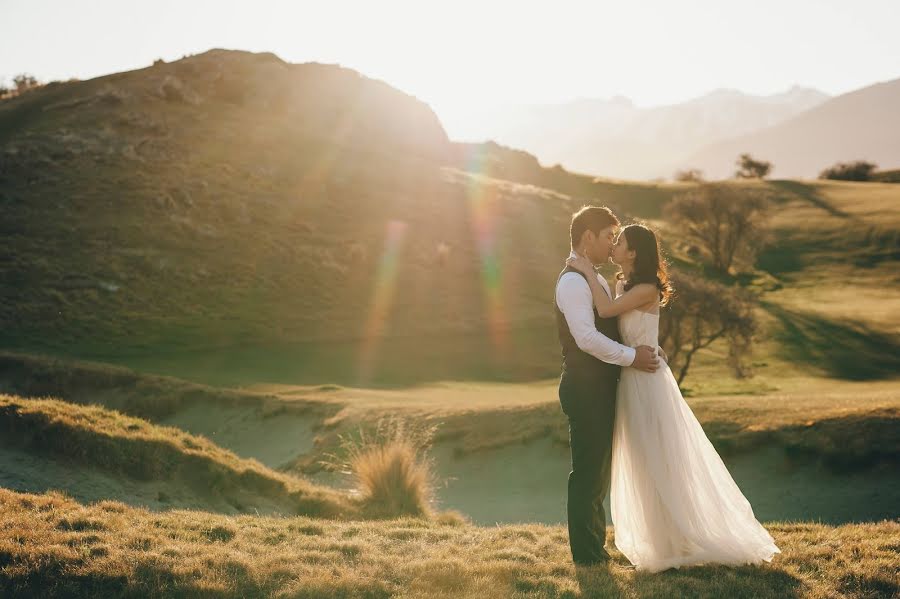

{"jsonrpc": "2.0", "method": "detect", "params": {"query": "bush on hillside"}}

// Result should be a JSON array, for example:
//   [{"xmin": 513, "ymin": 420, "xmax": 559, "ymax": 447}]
[
  {"xmin": 1, "ymin": 73, "xmax": 42, "ymax": 100},
  {"xmin": 819, "ymin": 161, "xmax": 878, "ymax": 181}
]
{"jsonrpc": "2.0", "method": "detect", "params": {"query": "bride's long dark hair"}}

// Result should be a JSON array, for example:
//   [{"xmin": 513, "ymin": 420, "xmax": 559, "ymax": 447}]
[{"xmin": 616, "ymin": 224, "xmax": 674, "ymax": 306}]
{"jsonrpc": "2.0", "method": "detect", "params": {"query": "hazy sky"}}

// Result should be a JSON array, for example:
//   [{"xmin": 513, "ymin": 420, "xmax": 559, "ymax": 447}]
[{"xmin": 3, "ymin": 0, "xmax": 898, "ymax": 119}]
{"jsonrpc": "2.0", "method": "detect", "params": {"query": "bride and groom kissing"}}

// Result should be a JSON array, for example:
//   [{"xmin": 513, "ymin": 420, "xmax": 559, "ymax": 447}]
[{"xmin": 554, "ymin": 206, "xmax": 780, "ymax": 573}]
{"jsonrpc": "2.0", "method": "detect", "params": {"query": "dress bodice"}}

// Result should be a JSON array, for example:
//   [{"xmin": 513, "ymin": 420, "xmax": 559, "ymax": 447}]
[{"xmin": 619, "ymin": 309, "xmax": 660, "ymax": 348}]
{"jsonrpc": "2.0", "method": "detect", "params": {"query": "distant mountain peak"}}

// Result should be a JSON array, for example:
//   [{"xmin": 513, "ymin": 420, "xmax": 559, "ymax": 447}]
[
  {"xmin": 689, "ymin": 85, "xmax": 829, "ymax": 106},
  {"xmin": 683, "ymin": 76, "xmax": 900, "ymax": 178},
  {"xmin": 765, "ymin": 85, "xmax": 830, "ymax": 103}
]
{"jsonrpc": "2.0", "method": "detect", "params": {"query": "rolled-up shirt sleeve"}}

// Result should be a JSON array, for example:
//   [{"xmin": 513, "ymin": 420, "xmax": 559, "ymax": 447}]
[{"xmin": 555, "ymin": 272, "xmax": 636, "ymax": 367}]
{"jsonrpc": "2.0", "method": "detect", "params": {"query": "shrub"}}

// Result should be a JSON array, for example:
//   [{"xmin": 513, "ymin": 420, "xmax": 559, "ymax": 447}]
[{"xmin": 819, "ymin": 161, "xmax": 878, "ymax": 181}]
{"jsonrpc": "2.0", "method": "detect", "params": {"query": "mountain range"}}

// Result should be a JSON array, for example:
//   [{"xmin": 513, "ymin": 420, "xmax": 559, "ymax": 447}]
[{"xmin": 443, "ymin": 79, "xmax": 900, "ymax": 180}]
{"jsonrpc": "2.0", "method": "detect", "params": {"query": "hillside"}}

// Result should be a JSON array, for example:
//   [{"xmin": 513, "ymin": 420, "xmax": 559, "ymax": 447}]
[
  {"xmin": 1, "ymin": 48, "xmax": 456, "ymax": 359},
  {"xmin": 1, "ymin": 49, "xmax": 899, "ymax": 390},
  {"xmin": 0, "ymin": 393, "xmax": 354, "ymax": 517},
  {"xmin": 683, "ymin": 77, "xmax": 900, "ymax": 178},
  {"xmin": 0, "ymin": 49, "xmax": 688, "ymax": 385},
  {"xmin": 0, "ymin": 487, "xmax": 896, "ymax": 598}
]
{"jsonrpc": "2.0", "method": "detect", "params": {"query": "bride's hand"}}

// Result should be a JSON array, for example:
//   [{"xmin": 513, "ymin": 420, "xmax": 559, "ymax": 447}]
[{"xmin": 565, "ymin": 253, "xmax": 595, "ymax": 275}]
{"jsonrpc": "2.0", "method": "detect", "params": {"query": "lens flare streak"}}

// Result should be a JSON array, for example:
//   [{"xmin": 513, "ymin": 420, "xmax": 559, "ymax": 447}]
[
  {"xmin": 465, "ymin": 150, "xmax": 509, "ymax": 353},
  {"xmin": 359, "ymin": 219, "xmax": 408, "ymax": 381}
]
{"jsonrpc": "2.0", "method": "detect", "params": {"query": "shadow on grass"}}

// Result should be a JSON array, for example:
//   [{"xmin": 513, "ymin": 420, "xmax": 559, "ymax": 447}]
[
  {"xmin": 836, "ymin": 572, "xmax": 899, "ymax": 598},
  {"xmin": 759, "ymin": 181, "xmax": 900, "ymax": 276},
  {"xmin": 768, "ymin": 180, "xmax": 852, "ymax": 219},
  {"xmin": 630, "ymin": 564, "xmax": 802, "ymax": 599},
  {"xmin": 757, "ymin": 239, "xmax": 807, "ymax": 276},
  {"xmin": 0, "ymin": 559, "xmax": 391, "ymax": 599},
  {"xmin": 762, "ymin": 302, "xmax": 900, "ymax": 380},
  {"xmin": 574, "ymin": 562, "xmax": 802, "ymax": 599}
]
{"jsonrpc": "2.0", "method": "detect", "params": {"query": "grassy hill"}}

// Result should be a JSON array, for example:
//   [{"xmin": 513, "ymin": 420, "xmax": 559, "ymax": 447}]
[
  {"xmin": 0, "ymin": 487, "xmax": 896, "ymax": 598},
  {"xmin": 0, "ymin": 393, "xmax": 356, "ymax": 517},
  {"xmin": 0, "ymin": 48, "xmax": 720, "ymax": 387},
  {"xmin": 2, "ymin": 49, "xmax": 898, "ymax": 389}
]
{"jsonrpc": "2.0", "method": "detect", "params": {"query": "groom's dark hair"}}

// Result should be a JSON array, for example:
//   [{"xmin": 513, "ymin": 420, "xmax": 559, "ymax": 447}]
[{"xmin": 570, "ymin": 206, "xmax": 619, "ymax": 247}]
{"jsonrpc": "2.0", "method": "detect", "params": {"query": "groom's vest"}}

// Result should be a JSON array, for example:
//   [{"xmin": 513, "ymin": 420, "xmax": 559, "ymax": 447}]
[{"xmin": 555, "ymin": 266, "xmax": 622, "ymax": 383}]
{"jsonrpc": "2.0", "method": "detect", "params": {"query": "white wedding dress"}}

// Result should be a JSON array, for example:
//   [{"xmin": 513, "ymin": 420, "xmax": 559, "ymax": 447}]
[{"xmin": 610, "ymin": 296, "xmax": 780, "ymax": 572}]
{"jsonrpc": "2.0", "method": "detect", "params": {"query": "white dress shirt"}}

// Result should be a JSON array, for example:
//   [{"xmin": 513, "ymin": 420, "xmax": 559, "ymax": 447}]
[{"xmin": 555, "ymin": 251, "xmax": 636, "ymax": 367}]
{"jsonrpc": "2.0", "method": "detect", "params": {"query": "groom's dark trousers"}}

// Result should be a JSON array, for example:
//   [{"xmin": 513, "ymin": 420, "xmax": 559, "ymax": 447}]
[
  {"xmin": 555, "ymin": 266, "xmax": 622, "ymax": 565},
  {"xmin": 559, "ymin": 373, "xmax": 617, "ymax": 564}
]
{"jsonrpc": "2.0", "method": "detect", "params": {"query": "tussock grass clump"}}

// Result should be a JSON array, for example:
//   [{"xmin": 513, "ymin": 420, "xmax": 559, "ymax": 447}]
[{"xmin": 329, "ymin": 417, "xmax": 438, "ymax": 518}]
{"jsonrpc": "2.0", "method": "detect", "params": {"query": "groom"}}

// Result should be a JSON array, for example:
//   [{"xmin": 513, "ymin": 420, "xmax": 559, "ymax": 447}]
[{"xmin": 554, "ymin": 206, "xmax": 660, "ymax": 566}]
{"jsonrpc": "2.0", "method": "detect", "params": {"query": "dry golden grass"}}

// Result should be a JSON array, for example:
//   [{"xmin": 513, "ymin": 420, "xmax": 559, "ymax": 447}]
[
  {"xmin": 0, "ymin": 393, "xmax": 352, "ymax": 518},
  {"xmin": 331, "ymin": 418, "xmax": 438, "ymax": 519},
  {"xmin": 3, "ymin": 351, "xmax": 897, "ymax": 475},
  {"xmin": 0, "ymin": 487, "xmax": 896, "ymax": 598}
]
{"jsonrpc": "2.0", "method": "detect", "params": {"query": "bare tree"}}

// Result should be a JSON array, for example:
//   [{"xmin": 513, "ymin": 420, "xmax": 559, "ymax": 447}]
[
  {"xmin": 664, "ymin": 183, "xmax": 770, "ymax": 274},
  {"xmin": 13, "ymin": 74, "xmax": 40, "ymax": 94},
  {"xmin": 735, "ymin": 153, "xmax": 772, "ymax": 179},
  {"xmin": 659, "ymin": 271, "xmax": 756, "ymax": 386}
]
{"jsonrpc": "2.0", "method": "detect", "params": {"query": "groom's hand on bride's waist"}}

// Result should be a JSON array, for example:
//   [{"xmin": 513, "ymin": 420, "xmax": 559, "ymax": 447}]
[{"xmin": 630, "ymin": 346, "xmax": 660, "ymax": 372}]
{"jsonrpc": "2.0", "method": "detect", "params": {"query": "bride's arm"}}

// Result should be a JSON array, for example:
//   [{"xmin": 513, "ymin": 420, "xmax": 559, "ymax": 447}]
[
  {"xmin": 616, "ymin": 272, "xmax": 667, "ymax": 361},
  {"xmin": 566, "ymin": 255, "xmax": 657, "ymax": 317},
  {"xmin": 588, "ymin": 278, "xmax": 657, "ymax": 317}
]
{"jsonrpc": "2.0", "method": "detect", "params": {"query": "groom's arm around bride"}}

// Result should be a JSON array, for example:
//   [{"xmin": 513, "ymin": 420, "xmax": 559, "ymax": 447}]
[{"xmin": 555, "ymin": 271, "xmax": 659, "ymax": 372}]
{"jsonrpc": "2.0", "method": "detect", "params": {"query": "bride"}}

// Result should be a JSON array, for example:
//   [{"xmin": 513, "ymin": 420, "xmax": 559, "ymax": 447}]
[{"xmin": 566, "ymin": 224, "xmax": 780, "ymax": 573}]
